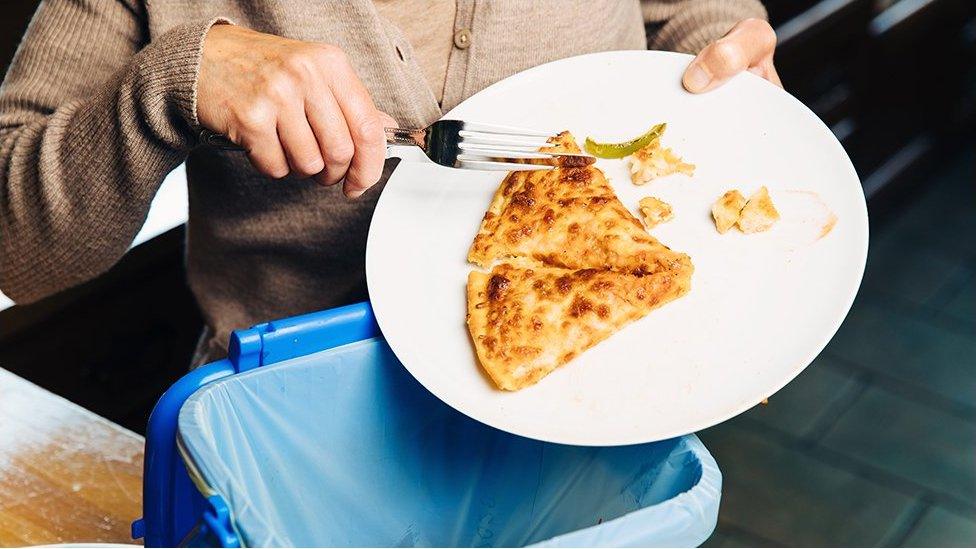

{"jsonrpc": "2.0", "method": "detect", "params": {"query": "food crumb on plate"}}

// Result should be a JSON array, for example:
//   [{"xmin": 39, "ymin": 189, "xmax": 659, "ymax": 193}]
[
  {"xmin": 711, "ymin": 190, "xmax": 747, "ymax": 233},
  {"xmin": 819, "ymin": 212, "xmax": 838, "ymax": 239},
  {"xmin": 637, "ymin": 196, "xmax": 673, "ymax": 228},
  {"xmin": 627, "ymin": 134, "xmax": 695, "ymax": 185},
  {"xmin": 737, "ymin": 186, "xmax": 781, "ymax": 233}
]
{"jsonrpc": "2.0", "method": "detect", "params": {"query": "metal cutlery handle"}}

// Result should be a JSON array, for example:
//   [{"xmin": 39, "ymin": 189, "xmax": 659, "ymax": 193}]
[
  {"xmin": 198, "ymin": 129, "xmax": 245, "ymax": 151},
  {"xmin": 199, "ymin": 128, "xmax": 421, "ymax": 152},
  {"xmin": 384, "ymin": 127, "xmax": 426, "ymax": 148}
]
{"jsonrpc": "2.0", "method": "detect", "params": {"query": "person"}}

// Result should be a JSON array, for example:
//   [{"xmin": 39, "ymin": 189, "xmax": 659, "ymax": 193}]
[{"xmin": 0, "ymin": 1, "xmax": 780, "ymax": 365}]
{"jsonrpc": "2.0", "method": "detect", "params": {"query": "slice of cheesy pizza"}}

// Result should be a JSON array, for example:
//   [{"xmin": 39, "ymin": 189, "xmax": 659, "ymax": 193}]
[
  {"xmin": 466, "ymin": 132, "xmax": 693, "ymax": 391},
  {"xmin": 468, "ymin": 132, "xmax": 692, "ymax": 276},
  {"xmin": 467, "ymin": 260, "xmax": 691, "ymax": 391}
]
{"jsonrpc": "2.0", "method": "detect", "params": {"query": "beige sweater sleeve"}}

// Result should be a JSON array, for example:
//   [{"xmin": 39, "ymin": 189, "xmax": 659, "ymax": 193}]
[
  {"xmin": 642, "ymin": 0, "xmax": 768, "ymax": 54},
  {"xmin": 0, "ymin": 0, "xmax": 224, "ymax": 303}
]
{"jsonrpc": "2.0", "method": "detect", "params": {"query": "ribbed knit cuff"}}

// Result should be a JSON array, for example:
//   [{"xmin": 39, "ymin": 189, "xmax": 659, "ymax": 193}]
[
  {"xmin": 650, "ymin": 0, "xmax": 768, "ymax": 55},
  {"xmin": 134, "ymin": 16, "xmax": 233, "ymax": 136}
]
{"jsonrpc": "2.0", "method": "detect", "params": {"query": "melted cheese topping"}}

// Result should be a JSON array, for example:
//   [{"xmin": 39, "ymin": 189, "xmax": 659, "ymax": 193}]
[
  {"xmin": 467, "ymin": 261, "xmax": 690, "ymax": 391},
  {"xmin": 468, "ymin": 133, "xmax": 690, "ymax": 276},
  {"xmin": 466, "ymin": 132, "xmax": 694, "ymax": 391}
]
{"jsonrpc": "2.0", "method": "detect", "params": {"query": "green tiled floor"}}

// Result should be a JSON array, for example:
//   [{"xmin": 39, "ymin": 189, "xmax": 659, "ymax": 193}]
[
  {"xmin": 826, "ymin": 299, "xmax": 976, "ymax": 410},
  {"xmin": 903, "ymin": 507, "xmax": 976, "ymax": 547},
  {"xmin": 942, "ymin": 273, "xmax": 976, "ymax": 329},
  {"xmin": 702, "ymin": 147, "xmax": 976, "ymax": 547},
  {"xmin": 821, "ymin": 387, "xmax": 976, "ymax": 505},
  {"xmin": 742, "ymin": 357, "xmax": 864, "ymax": 437},
  {"xmin": 700, "ymin": 424, "xmax": 917, "ymax": 547}
]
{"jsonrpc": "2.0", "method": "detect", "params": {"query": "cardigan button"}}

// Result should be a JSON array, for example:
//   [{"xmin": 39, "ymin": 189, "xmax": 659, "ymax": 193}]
[{"xmin": 453, "ymin": 28, "xmax": 471, "ymax": 50}]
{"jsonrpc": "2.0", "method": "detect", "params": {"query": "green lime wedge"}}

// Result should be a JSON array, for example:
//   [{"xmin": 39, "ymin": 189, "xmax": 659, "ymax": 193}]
[{"xmin": 584, "ymin": 123, "xmax": 667, "ymax": 159}]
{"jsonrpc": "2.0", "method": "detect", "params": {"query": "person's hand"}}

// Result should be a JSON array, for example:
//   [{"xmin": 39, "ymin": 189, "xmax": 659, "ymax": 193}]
[
  {"xmin": 681, "ymin": 18, "xmax": 782, "ymax": 93},
  {"xmin": 197, "ymin": 24, "xmax": 396, "ymax": 198}
]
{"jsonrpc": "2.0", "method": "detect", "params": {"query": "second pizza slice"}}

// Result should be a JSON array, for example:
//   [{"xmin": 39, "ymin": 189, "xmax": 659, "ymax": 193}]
[{"xmin": 467, "ymin": 260, "xmax": 691, "ymax": 391}]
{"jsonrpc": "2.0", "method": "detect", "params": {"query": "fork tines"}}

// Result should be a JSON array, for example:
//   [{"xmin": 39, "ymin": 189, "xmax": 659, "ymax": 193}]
[{"xmin": 454, "ymin": 122, "xmax": 579, "ymax": 171}]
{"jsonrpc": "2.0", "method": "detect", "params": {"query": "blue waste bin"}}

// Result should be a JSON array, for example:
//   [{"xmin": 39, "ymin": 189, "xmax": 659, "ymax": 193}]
[{"xmin": 133, "ymin": 302, "xmax": 722, "ymax": 547}]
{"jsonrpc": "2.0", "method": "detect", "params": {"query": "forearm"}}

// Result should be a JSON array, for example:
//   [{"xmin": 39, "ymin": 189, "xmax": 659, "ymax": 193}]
[
  {"xmin": 0, "ymin": 14, "xmax": 224, "ymax": 303},
  {"xmin": 642, "ymin": 0, "xmax": 768, "ymax": 54}
]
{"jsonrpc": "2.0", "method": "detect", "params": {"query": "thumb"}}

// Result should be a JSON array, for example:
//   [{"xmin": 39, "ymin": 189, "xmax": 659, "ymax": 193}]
[
  {"xmin": 337, "ymin": 110, "xmax": 399, "ymax": 199},
  {"xmin": 379, "ymin": 111, "xmax": 398, "ymax": 129},
  {"xmin": 682, "ymin": 19, "xmax": 776, "ymax": 94}
]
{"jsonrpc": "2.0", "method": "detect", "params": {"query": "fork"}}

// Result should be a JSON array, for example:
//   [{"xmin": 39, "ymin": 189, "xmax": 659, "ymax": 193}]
[{"xmin": 199, "ymin": 120, "xmax": 592, "ymax": 172}]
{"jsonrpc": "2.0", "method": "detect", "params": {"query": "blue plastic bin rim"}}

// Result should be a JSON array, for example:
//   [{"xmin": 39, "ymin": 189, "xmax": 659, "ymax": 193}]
[{"xmin": 137, "ymin": 301, "xmax": 722, "ymax": 547}]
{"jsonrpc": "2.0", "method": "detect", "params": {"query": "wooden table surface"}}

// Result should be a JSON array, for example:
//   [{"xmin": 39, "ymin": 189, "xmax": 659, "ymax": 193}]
[{"xmin": 0, "ymin": 368, "xmax": 143, "ymax": 545}]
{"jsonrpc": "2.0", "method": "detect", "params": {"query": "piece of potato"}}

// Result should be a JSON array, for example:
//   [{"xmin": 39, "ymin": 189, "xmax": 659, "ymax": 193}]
[
  {"xmin": 738, "ymin": 186, "xmax": 780, "ymax": 233},
  {"xmin": 637, "ymin": 196, "xmax": 674, "ymax": 228},
  {"xmin": 711, "ymin": 190, "xmax": 747, "ymax": 233}
]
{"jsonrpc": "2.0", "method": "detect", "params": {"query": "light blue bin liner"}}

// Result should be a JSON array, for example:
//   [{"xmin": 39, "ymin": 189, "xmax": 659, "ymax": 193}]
[{"xmin": 178, "ymin": 338, "xmax": 721, "ymax": 547}]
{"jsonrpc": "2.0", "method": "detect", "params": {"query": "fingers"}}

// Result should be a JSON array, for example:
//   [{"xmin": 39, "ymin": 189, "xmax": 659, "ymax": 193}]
[
  {"xmin": 682, "ymin": 40, "xmax": 749, "ymax": 94},
  {"xmin": 203, "ymin": 32, "xmax": 391, "ymax": 192},
  {"xmin": 343, "ymin": 114, "xmax": 386, "ymax": 199},
  {"xmin": 307, "ymin": 93, "xmax": 353, "ymax": 187},
  {"xmin": 235, "ymin": 103, "xmax": 290, "ymax": 179},
  {"xmin": 327, "ymin": 61, "xmax": 387, "ymax": 198},
  {"xmin": 378, "ymin": 111, "xmax": 398, "ymax": 131},
  {"xmin": 682, "ymin": 18, "xmax": 778, "ymax": 93},
  {"xmin": 749, "ymin": 60, "xmax": 783, "ymax": 88},
  {"xmin": 277, "ymin": 104, "xmax": 325, "ymax": 178},
  {"xmin": 244, "ymin": 136, "xmax": 290, "ymax": 179}
]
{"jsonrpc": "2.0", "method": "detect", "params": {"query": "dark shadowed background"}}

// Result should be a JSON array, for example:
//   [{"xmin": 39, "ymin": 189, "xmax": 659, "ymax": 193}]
[{"xmin": 0, "ymin": 1, "xmax": 973, "ymax": 546}]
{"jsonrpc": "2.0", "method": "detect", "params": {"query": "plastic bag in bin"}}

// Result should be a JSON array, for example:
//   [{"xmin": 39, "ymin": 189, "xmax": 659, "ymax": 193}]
[{"xmin": 178, "ymin": 338, "xmax": 720, "ymax": 547}]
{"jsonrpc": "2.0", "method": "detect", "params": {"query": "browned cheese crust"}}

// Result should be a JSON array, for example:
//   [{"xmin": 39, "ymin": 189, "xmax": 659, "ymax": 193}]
[
  {"xmin": 466, "ymin": 132, "xmax": 694, "ymax": 390},
  {"xmin": 467, "ymin": 260, "xmax": 691, "ymax": 390},
  {"xmin": 468, "ymin": 132, "xmax": 692, "ymax": 276}
]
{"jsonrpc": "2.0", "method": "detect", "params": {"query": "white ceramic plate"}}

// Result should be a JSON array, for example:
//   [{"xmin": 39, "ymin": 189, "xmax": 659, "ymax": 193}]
[{"xmin": 366, "ymin": 51, "xmax": 868, "ymax": 446}]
